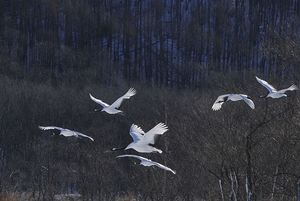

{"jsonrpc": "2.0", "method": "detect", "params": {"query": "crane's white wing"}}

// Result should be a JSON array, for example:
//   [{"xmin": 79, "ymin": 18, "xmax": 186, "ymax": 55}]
[
  {"xmin": 255, "ymin": 76, "xmax": 277, "ymax": 93},
  {"xmin": 240, "ymin": 95, "xmax": 255, "ymax": 109},
  {"xmin": 89, "ymin": 93, "xmax": 109, "ymax": 107},
  {"xmin": 75, "ymin": 131, "xmax": 94, "ymax": 142},
  {"xmin": 212, "ymin": 94, "xmax": 229, "ymax": 111},
  {"xmin": 212, "ymin": 102, "xmax": 224, "ymax": 111},
  {"xmin": 143, "ymin": 123, "xmax": 168, "ymax": 144},
  {"xmin": 60, "ymin": 130, "xmax": 76, "ymax": 137},
  {"xmin": 110, "ymin": 88, "xmax": 136, "ymax": 109},
  {"xmin": 277, "ymin": 84, "xmax": 298, "ymax": 94},
  {"xmin": 116, "ymin": 154, "xmax": 176, "ymax": 174},
  {"xmin": 129, "ymin": 124, "xmax": 144, "ymax": 142},
  {"xmin": 151, "ymin": 161, "xmax": 176, "ymax": 175},
  {"xmin": 39, "ymin": 126, "xmax": 64, "ymax": 131},
  {"xmin": 116, "ymin": 154, "xmax": 148, "ymax": 161},
  {"xmin": 40, "ymin": 126, "xmax": 94, "ymax": 141}
]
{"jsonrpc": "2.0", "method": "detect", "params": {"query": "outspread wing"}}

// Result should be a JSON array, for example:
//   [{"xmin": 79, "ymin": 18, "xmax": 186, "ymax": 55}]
[
  {"xmin": 151, "ymin": 161, "xmax": 176, "ymax": 175},
  {"xmin": 116, "ymin": 154, "xmax": 176, "ymax": 174},
  {"xmin": 116, "ymin": 154, "xmax": 149, "ymax": 162},
  {"xmin": 75, "ymin": 131, "xmax": 94, "ymax": 142},
  {"xmin": 212, "ymin": 94, "xmax": 229, "ymax": 111},
  {"xmin": 129, "ymin": 124, "xmax": 144, "ymax": 142},
  {"xmin": 39, "ymin": 126, "xmax": 64, "ymax": 131},
  {"xmin": 277, "ymin": 84, "xmax": 298, "ymax": 94},
  {"xmin": 143, "ymin": 123, "xmax": 168, "ymax": 144},
  {"xmin": 89, "ymin": 93, "xmax": 109, "ymax": 107},
  {"xmin": 255, "ymin": 76, "xmax": 277, "ymax": 93},
  {"xmin": 110, "ymin": 88, "xmax": 136, "ymax": 109},
  {"xmin": 240, "ymin": 95, "xmax": 255, "ymax": 109}
]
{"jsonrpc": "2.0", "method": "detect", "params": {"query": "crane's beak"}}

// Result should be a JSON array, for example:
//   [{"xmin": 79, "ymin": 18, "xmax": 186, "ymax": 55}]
[{"xmin": 111, "ymin": 147, "xmax": 122, "ymax": 151}]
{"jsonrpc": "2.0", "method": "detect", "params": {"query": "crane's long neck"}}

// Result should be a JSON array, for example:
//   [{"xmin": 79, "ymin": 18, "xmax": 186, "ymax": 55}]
[
  {"xmin": 259, "ymin": 94, "xmax": 268, "ymax": 98},
  {"xmin": 94, "ymin": 108, "xmax": 101, "ymax": 112},
  {"xmin": 111, "ymin": 145, "xmax": 127, "ymax": 151}
]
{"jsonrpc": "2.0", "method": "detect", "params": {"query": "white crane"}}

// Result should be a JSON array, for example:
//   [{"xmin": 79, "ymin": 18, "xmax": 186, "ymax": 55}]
[
  {"xmin": 212, "ymin": 94, "xmax": 255, "ymax": 111},
  {"xmin": 112, "ymin": 123, "xmax": 168, "ymax": 153},
  {"xmin": 39, "ymin": 126, "xmax": 94, "ymax": 141},
  {"xmin": 89, "ymin": 88, "xmax": 136, "ymax": 114},
  {"xmin": 116, "ymin": 154, "xmax": 176, "ymax": 174},
  {"xmin": 256, "ymin": 76, "xmax": 298, "ymax": 98}
]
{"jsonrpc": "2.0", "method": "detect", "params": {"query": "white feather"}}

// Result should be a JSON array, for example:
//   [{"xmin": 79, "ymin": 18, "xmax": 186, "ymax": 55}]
[
  {"xmin": 116, "ymin": 154, "xmax": 176, "ymax": 174},
  {"xmin": 110, "ymin": 88, "xmax": 136, "ymax": 109},
  {"xmin": 212, "ymin": 94, "xmax": 255, "ymax": 111},
  {"xmin": 89, "ymin": 88, "xmax": 136, "ymax": 114},
  {"xmin": 256, "ymin": 76, "xmax": 298, "ymax": 99},
  {"xmin": 39, "ymin": 126, "xmax": 94, "ymax": 141},
  {"xmin": 89, "ymin": 93, "xmax": 109, "ymax": 107},
  {"xmin": 126, "ymin": 123, "xmax": 168, "ymax": 153},
  {"xmin": 114, "ymin": 123, "xmax": 168, "ymax": 154},
  {"xmin": 256, "ymin": 76, "xmax": 277, "ymax": 93}
]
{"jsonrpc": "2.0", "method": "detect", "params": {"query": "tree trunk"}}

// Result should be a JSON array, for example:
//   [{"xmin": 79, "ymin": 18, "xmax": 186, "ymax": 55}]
[
  {"xmin": 219, "ymin": 179, "xmax": 225, "ymax": 201},
  {"xmin": 297, "ymin": 180, "xmax": 300, "ymax": 201}
]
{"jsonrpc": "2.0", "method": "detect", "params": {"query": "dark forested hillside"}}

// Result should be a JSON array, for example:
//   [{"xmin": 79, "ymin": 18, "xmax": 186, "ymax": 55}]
[
  {"xmin": 0, "ymin": 0, "xmax": 299, "ymax": 87},
  {"xmin": 0, "ymin": 1, "xmax": 300, "ymax": 201}
]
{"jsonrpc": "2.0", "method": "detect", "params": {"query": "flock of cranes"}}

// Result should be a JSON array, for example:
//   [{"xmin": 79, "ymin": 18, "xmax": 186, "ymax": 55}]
[
  {"xmin": 212, "ymin": 76, "xmax": 298, "ymax": 110},
  {"xmin": 38, "ymin": 76, "xmax": 298, "ymax": 176}
]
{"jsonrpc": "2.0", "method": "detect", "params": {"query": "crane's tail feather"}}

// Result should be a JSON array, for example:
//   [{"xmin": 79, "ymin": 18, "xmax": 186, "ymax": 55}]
[{"xmin": 289, "ymin": 84, "xmax": 298, "ymax": 91}]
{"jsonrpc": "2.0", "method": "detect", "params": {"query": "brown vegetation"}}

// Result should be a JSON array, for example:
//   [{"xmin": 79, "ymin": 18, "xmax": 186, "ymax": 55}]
[{"xmin": 0, "ymin": 74, "xmax": 299, "ymax": 200}]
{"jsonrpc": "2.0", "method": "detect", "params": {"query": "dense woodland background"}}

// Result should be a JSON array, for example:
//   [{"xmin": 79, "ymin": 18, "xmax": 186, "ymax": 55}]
[{"xmin": 0, "ymin": 0, "xmax": 300, "ymax": 201}]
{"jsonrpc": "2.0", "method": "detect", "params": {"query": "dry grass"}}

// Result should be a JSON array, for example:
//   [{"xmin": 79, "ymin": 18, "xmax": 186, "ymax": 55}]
[
  {"xmin": 0, "ymin": 192, "xmax": 35, "ymax": 201},
  {"xmin": 54, "ymin": 193, "xmax": 82, "ymax": 201},
  {"xmin": 0, "ymin": 193, "xmax": 18, "ymax": 201},
  {"xmin": 115, "ymin": 193, "xmax": 138, "ymax": 201}
]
